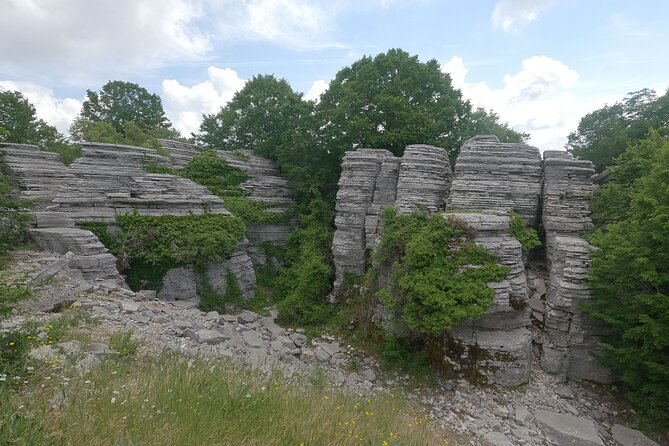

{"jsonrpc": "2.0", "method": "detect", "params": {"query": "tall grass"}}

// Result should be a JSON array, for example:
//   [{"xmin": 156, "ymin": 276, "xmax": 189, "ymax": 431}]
[{"xmin": 7, "ymin": 353, "xmax": 449, "ymax": 445}]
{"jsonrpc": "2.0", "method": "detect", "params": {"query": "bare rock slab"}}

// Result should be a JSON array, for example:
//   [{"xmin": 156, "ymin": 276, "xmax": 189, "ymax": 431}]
[
  {"xmin": 611, "ymin": 424, "xmax": 660, "ymax": 446},
  {"xmin": 534, "ymin": 409, "xmax": 604, "ymax": 446},
  {"xmin": 241, "ymin": 330, "xmax": 264, "ymax": 349},
  {"xmin": 196, "ymin": 329, "xmax": 225, "ymax": 345}
]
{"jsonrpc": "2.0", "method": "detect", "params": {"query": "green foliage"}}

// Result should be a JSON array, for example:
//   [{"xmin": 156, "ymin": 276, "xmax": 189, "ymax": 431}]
[
  {"xmin": 567, "ymin": 88, "xmax": 669, "ymax": 171},
  {"xmin": 71, "ymin": 120, "xmax": 166, "ymax": 153},
  {"xmin": 0, "ymin": 326, "xmax": 40, "ymax": 387},
  {"xmin": 374, "ymin": 207, "xmax": 508, "ymax": 335},
  {"xmin": 179, "ymin": 149, "xmax": 248, "ymax": 195},
  {"xmin": 116, "ymin": 212, "xmax": 246, "ymax": 266},
  {"xmin": 0, "ymin": 284, "xmax": 34, "ymax": 321},
  {"xmin": 73, "ymin": 80, "xmax": 173, "ymax": 137},
  {"xmin": 109, "ymin": 330, "xmax": 141, "ymax": 358},
  {"xmin": 586, "ymin": 130, "xmax": 669, "ymax": 426},
  {"xmin": 197, "ymin": 74, "xmax": 310, "ymax": 160},
  {"xmin": 0, "ymin": 89, "xmax": 63, "ymax": 147},
  {"xmin": 197, "ymin": 267, "xmax": 244, "ymax": 313},
  {"xmin": 275, "ymin": 197, "xmax": 334, "ymax": 326},
  {"xmin": 509, "ymin": 211, "xmax": 541, "ymax": 252},
  {"xmin": 0, "ymin": 158, "xmax": 31, "ymax": 256}
]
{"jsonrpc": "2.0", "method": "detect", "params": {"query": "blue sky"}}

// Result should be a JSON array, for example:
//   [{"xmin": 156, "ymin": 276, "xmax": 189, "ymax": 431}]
[{"xmin": 1, "ymin": 0, "xmax": 667, "ymax": 149}]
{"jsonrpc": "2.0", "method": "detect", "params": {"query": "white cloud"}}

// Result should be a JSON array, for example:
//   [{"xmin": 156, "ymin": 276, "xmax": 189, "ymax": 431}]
[
  {"xmin": 213, "ymin": 0, "xmax": 342, "ymax": 50},
  {"xmin": 442, "ymin": 55, "xmax": 599, "ymax": 150},
  {"xmin": 492, "ymin": 0, "xmax": 555, "ymax": 33},
  {"xmin": 0, "ymin": 0, "xmax": 210, "ymax": 80},
  {"xmin": 304, "ymin": 80, "xmax": 329, "ymax": 102},
  {"xmin": 0, "ymin": 81, "xmax": 82, "ymax": 135},
  {"xmin": 161, "ymin": 67, "xmax": 247, "ymax": 136}
]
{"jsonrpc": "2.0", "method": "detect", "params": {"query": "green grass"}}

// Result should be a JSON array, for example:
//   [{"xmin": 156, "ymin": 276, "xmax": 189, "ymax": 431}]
[{"xmin": 3, "ymin": 353, "xmax": 449, "ymax": 446}]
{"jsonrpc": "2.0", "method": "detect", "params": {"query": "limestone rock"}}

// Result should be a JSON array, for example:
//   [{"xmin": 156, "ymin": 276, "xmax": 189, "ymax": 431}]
[
  {"xmin": 448, "ymin": 136, "xmax": 543, "ymax": 225},
  {"xmin": 534, "ymin": 409, "xmax": 604, "ymax": 446},
  {"xmin": 611, "ymin": 424, "xmax": 660, "ymax": 446},
  {"xmin": 395, "ymin": 144, "xmax": 451, "ymax": 214},
  {"xmin": 158, "ymin": 267, "xmax": 197, "ymax": 301}
]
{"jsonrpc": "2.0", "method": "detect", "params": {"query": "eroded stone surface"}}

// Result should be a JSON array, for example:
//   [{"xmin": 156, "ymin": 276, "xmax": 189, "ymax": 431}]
[{"xmin": 448, "ymin": 136, "xmax": 542, "ymax": 225}]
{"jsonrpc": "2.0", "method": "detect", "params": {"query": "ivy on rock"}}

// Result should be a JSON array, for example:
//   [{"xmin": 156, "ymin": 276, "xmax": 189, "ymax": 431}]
[{"xmin": 373, "ymin": 207, "xmax": 509, "ymax": 336}]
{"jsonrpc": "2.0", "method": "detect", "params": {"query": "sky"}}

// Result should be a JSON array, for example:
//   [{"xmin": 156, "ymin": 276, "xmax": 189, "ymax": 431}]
[{"xmin": 1, "ymin": 0, "xmax": 667, "ymax": 150}]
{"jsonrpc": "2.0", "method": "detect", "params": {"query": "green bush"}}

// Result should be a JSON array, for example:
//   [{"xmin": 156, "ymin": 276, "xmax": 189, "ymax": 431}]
[
  {"xmin": 509, "ymin": 211, "xmax": 541, "ymax": 252},
  {"xmin": 586, "ymin": 130, "xmax": 669, "ymax": 427},
  {"xmin": 374, "ymin": 207, "xmax": 508, "ymax": 335},
  {"xmin": 116, "ymin": 212, "xmax": 246, "ymax": 266},
  {"xmin": 109, "ymin": 330, "xmax": 142, "ymax": 358}
]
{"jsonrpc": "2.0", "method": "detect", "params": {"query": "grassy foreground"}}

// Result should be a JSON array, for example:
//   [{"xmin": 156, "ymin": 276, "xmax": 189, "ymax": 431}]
[{"xmin": 2, "ymin": 352, "xmax": 448, "ymax": 445}]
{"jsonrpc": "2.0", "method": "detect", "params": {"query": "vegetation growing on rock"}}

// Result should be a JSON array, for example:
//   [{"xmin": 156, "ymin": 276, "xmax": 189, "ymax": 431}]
[
  {"xmin": 509, "ymin": 211, "xmax": 541, "ymax": 253},
  {"xmin": 373, "ymin": 207, "xmax": 509, "ymax": 335}
]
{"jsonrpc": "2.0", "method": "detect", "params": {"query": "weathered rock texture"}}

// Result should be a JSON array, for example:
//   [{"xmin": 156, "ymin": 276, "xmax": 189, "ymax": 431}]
[
  {"xmin": 0, "ymin": 141, "xmax": 280, "ymax": 300},
  {"xmin": 331, "ymin": 137, "xmax": 612, "ymax": 384},
  {"xmin": 217, "ymin": 149, "xmax": 295, "ymax": 266},
  {"xmin": 448, "ymin": 136, "xmax": 543, "ymax": 225},
  {"xmin": 332, "ymin": 145, "xmax": 451, "ymax": 292},
  {"xmin": 443, "ymin": 212, "xmax": 531, "ymax": 386},
  {"xmin": 539, "ymin": 151, "xmax": 611, "ymax": 383}
]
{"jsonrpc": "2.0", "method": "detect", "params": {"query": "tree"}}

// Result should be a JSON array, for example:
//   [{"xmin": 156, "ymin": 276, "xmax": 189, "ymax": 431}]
[
  {"xmin": 197, "ymin": 75, "xmax": 311, "ymax": 160},
  {"xmin": 0, "ymin": 89, "xmax": 63, "ymax": 146},
  {"xmin": 586, "ymin": 130, "xmax": 669, "ymax": 426},
  {"xmin": 316, "ymin": 49, "xmax": 470, "ymax": 164},
  {"xmin": 465, "ymin": 107, "xmax": 528, "ymax": 144},
  {"xmin": 567, "ymin": 88, "xmax": 669, "ymax": 171},
  {"xmin": 71, "ymin": 80, "xmax": 173, "ymax": 138}
]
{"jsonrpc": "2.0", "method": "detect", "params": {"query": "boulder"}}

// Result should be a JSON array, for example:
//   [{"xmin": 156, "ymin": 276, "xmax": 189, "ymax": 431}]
[{"xmin": 534, "ymin": 409, "xmax": 604, "ymax": 446}]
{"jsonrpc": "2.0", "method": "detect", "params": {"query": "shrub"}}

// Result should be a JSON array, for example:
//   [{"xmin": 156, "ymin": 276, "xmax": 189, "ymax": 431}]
[
  {"xmin": 197, "ymin": 269, "xmax": 244, "ymax": 313},
  {"xmin": 509, "ymin": 211, "xmax": 541, "ymax": 252},
  {"xmin": 109, "ymin": 330, "xmax": 141, "ymax": 358},
  {"xmin": 116, "ymin": 212, "xmax": 246, "ymax": 266},
  {"xmin": 374, "ymin": 207, "xmax": 508, "ymax": 336},
  {"xmin": 0, "ymin": 158, "xmax": 31, "ymax": 256},
  {"xmin": 586, "ymin": 130, "xmax": 669, "ymax": 427}
]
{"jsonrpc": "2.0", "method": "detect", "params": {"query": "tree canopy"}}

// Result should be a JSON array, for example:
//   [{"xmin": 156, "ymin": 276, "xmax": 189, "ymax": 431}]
[
  {"xmin": 0, "ymin": 89, "xmax": 63, "ymax": 146},
  {"xmin": 70, "ymin": 80, "xmax": 175, "ymax": 140},
  {"xmin": 567, "ymin": 88, "xmax": 669, "ymax": 171}
]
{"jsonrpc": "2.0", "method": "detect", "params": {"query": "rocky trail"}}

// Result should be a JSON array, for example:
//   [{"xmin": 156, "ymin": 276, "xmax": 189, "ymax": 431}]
[{"xmin": 2, "ymin": 250, "xmax": 660, "ymax": 446}]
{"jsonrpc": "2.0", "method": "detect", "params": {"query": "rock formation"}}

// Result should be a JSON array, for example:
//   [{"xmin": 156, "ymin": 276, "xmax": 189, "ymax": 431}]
[
  {"xmin": 332, "ymin": 145, "xmax": 451, "ymax": 292},
  {"xmin": 540, "ymin": 151, "xmax": 611, "ymax": 383},
  {"xmin": 217, "ymin": 149, "xmax": 295, "ymax": 267},
  {"xmin": 331, "ymin": 136, "xmax": 611, "ymax": 385},
  {"xmin": 442, "ymin": 212, "xmax": 531, "ymax": 386},
  {"xmin": 0, "ymin": 141, "xmax": 297, "ymax": 301},
  {"xmin": 448, "ymin": 135, "xmax": 543, "ymax": 225}
]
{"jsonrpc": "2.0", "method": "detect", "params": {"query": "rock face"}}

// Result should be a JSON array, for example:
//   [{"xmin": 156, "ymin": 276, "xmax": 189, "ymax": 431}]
[
  {"xmin": 442, "ymin": 212, "xmax": 531, "ymax": 386},
  {"xmin": 217, "ymin": 149, "xmax": 295, "ymax": 267},
  {"xmin": 0, "ymin": 141, "xmax": 271, "ymax": 300},
  {"xmin": 331, "ymin": 137, "xmax": 612, "ymax": 384},
  {"xmin": 540, "ymin": 151, "xmax": 611, "ymax": 383},
  {"xmin": 448, "ymin": 135, "xmax": 543, "ymax": 225},
  {"xmin": 332, "ymin": 145, "xmax": 451, "ymax": 293}
]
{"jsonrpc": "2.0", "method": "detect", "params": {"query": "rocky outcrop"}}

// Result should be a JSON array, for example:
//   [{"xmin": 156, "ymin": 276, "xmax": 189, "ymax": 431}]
[
  {"xmin": 448, "ymin": 136, "xmax": 543, "ymax": 225},
  {"xmin": 217, "ymin": 149, "xmax": 295, "ymax": 267},
  {"xmin": 0, "ymin": 141, "xmax": 266, "ymax": 301},
  {"xmin": 333, "ymin": 149, "xmax": 393, "ymax": 291},
  {"xmin": 29, "ymin": 227, "xmax": 124, "ymax": 284},
  {"xmin": 441, "ymin": 212, "xmax": 531, "ymax": 386},
  {"xmin": 540, "ymin": 151, "xmax": 611, "ymax": 383},
  {"xmin": 395, "ymin": 144, "xmax": 452, "ymax": 214},
  {"xmin": 332, "ymin": 145, "xmax": 451, "ymax": 293}
]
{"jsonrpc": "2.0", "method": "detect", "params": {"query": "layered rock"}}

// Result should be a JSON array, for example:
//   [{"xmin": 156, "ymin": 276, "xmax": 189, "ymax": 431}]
[
  {"xmin": 332, "ymin": 145, "xmax": 451, "ymax": 293},
  {"xmin": 29, "ymin": 227, "xmax": 124, "ymax": 284},
  {"xmin": 441, "ymin": 212, "xmax": 532, "ymax": 386},
  {"xmin": 448, "ymin": 136, "xmax": 543, "ymax": 226},
  {"xmin": 540, "ymin": 151, "xmax": 611, "ymax": 383},
  {"xmin": 1, "ymin": 141, "xmax": 259, "ymax": 300},
  {"xmin": 217, "ymin": 149, "xmax": 295, "ymax": 266},
  {"xmin": 332, "ymin": 149, "xmax": 393, "ymax": 291},
  {"xmin": 395, "ymin": 144, "xmax": 452, "ymax": 214}
]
